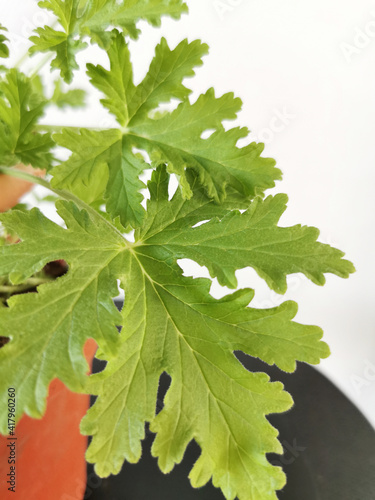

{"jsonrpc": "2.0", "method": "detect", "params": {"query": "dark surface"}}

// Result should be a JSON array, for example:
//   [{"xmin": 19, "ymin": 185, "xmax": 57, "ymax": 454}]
[{"xmin": 85, "ymin": 353, "xmax": 375, "ymax": 500}]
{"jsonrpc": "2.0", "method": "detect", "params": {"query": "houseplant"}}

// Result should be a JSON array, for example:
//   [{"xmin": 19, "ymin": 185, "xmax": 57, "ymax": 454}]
[
  {"xmin": 0, "ymin": 2, "xmax": 355, "ymax": 499},
  {"xmin": 0, "ymin": 168, "xmax": 97, "ymax": 499}
]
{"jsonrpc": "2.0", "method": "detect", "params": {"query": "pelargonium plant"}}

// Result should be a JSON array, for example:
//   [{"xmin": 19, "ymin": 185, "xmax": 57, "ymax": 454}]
[{"xmin": 0, "ymin": 2, "xmax": 354, "ymax": 499}]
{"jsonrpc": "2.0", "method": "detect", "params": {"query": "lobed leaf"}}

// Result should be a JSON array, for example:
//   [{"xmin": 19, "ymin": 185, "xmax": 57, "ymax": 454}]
[
  {"xmin": 53, "ymin": 35, "xmax": 210, "ymax": 226},
  {"xmin": 0, "ymin": 23, "xmax": 9, "ymax": 58},
  {"xmin": 82, "ymin": 255, "xmax": 295, "ymax": 499},
  {"xmin": 87, "ymin": 33, "xmax": 208, "ymax": 127},
  {"xmin": 0, "ymin": 166, "xmax": 353, "ymax": 499},
  {"xmin": 86, "ymin": 32, "xmax": 135, "ymax": 127},
  {"xmin": 0, "ymin": 69, "xmax": 54, "ymax": 168},
  {"xmin": 30, "ymin": 0, "xmax": 188, "ymax": 82},
  {"xmin": 83, "ymin": 0, "xmax": 188, "ymax": 40},
  {"xmin": 53, "ymin": 35, "xmax": 279, "ymax": 228},
  {"xmin": 0, "ymin": 8, "xmax": 356, "ymax": 498},
  {"xmin": 128, "ymin": 90, "xmax": 280, "ymax": 201},
  {"xmin": 52, "ymin": 128, "xmax": 147, "ymax": 226},
  {"xmin": 51, "ymin": 78, "xmax": 86, "ymax": 108},
  {"xmin": 141, "ymin": 173, "xmax": 355, "ymax": 292},
  {"xmin": 79, "ymin": 169, "xmax": 334, "ymax": 499},
  {"xmin": 0, "ymin": 202, "xmax": 124, "ymax": 423}
]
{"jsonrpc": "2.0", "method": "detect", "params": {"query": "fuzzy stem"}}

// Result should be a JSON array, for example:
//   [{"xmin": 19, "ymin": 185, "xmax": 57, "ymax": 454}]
[
  {"xmin": 29, "ymin": 53, "xmax": 54, "ymax": 79},
  {"xmin": 0, "ymin": 277, "xmax": 54, "ymax": 294},
  {"xmin": 14, "ymin": 50, "xmax": 29, "ymax": 70},
  {"xmin": 0, "ymin": 166, "xmax": 127, "ymax": 242}
]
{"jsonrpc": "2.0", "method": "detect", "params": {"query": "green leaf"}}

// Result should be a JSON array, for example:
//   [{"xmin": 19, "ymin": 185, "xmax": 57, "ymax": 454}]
[
  {"xmin": 0, "ymin": 69, "xmax": 54, "ymax": 168},
  {"xmin": 29, "ymin": 0, "xmax": 89, "ymax": 83},
  {"xmin": 51, "ymin": 79, "xmax": 86, "ymax": 108},
  {"xmin": 0, "ymin": 167, "xmax": 345, "ymax": 498},
  {"xmin": 129, "ymin": 89, "xmax": 280, "ymax": 201},
  {"xmin": 104, "ymin": 136, "xmax": 147, "ymax": 227},
  {"xmin": 78, "ymin": 169, "xmax": 334, "ymax": 499},
  {"xmin": 29, "ymin": 25, "xmax": 87, "ymax": 83},
  {"xmin": 0, "ymin": 201, "xmax": 125, "ymax": 421},
  {"xmin": 0, "ymin": 24, "xmax": 9, "ymax": 58},
  {"xmin": 52, "ymin": 128, "xmax": 147, "ymax": 227},
  {"xmin": 129, "ymin": 37, "xmax": 208, "ymax": 124},
  {"xmin": 0, "ymin": 3, "xmax": 356, "ymax": 497},
  {"xmin": 39, "ymin": 0, "xmax": 81, "ymax": 32},
  {"xmin": 82, "ymin": 262, "xmax": 294, "ymax": 498},
  {"xmin": 82, "ymin": 0, "xmax": 188, "ymax": 40},
  {"xmin": 87, "ymin": 33, "xmax": 208, "ymax": 126},
  {"xmin": 51, "ymin": 128, "xmax": 119, "ymax": 204},
  {"xmin": 29, "ymin": 74, "xmax": 45, "ymax": 97},
  {"xmin": 53, "ymin": 36, "xmax": 279, "ymax": 227},
  {"xmin": 30, "ymin": 0, "xmax": 188, "ymax": 82},
  {"xmin": 140, "ymin": 176, "xmax": 355, "ymax": 292},
  {"xmin": 29, "ymin": 74, "xmax": 86, "ymax": 110},
  {"xmin": 86, "ymin": 32, "xmax": 136, "ymax": 127}
]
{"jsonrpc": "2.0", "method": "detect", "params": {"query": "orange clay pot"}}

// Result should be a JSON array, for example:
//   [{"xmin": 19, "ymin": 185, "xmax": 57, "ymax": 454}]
[
  {"xmin": 0, "ymin": 172, "xmax": 96, "ymax": 499},
  {"xmin": 0, "ymin": 165, "xmax": 46, "ymax": 212},
  {"xmin": 0, "ymin": 341, "xmax": 97, "ymax": 500}
]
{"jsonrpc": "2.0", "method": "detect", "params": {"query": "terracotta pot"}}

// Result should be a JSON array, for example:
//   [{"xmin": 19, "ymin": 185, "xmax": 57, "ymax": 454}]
[
  {"xmin": 0, "ymin": 341, "xmax": 97, "ymax": 500},
  {"xmin": 0, "ymin": 166, "xmax": 45, "ymax": 212},
  {"xmin": 0, "ymin": 174, "xmax": 95, "ymax": 499}
]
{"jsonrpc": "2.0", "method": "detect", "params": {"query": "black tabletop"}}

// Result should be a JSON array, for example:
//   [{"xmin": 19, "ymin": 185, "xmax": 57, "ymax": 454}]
[{"xmin": 86, "ymin": 353, "xmax": 375, "ymax": 500}]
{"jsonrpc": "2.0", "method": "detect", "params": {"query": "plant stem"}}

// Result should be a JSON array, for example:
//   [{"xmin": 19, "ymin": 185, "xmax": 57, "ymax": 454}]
[
  {"xmin": 14, "ymin": 50, "xmax": 29, "ymax": 70},
  {"xmin": 29, "ymin": 53, "xmax": 54, "ymax": 79},
  {"xmin": 0, "ymin": 277, "xmax": 53, "ymax": 294},
  {"xmin": 0, "ymin": 166, "xmax": 127, "ymax": 242}
]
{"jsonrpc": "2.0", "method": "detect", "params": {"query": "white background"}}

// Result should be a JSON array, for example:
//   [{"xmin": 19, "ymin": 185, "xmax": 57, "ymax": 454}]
[{"xmin": 1, "ymin": 0, "xmax": 375, "ymax": 427}]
